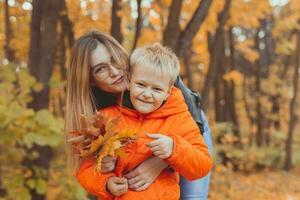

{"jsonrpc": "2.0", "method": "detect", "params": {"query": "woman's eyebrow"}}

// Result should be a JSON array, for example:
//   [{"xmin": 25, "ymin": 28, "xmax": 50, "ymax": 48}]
[
  {"xmin": 91, "ymin": 62, "xmax": 108, "ymax": 69},
  {"xmin": 92, "ymin": 56, "xmax": 113, "ymax": 69}
]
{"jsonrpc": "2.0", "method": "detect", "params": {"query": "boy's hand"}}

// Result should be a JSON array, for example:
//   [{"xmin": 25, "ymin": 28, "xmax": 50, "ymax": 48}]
[
  {"xmin": 107, "ymin": 177, "xmax": 128, "ymax": 196},
  {"xmin": 146, "ymin": 133, "xmax": 174, "ymax": 159},
  {"xmin": 101, "ymin": 156, "xmax": 117, "ymax": 173}
]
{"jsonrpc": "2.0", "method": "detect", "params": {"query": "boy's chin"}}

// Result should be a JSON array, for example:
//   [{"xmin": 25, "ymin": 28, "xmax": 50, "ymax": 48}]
[
  {"xmin": 136, "ymin": 108, "xmax": 153, "ymax": 114},
  {"xmin": 134, "ymin": 104, "xmax": 156, "ymax": 114}
]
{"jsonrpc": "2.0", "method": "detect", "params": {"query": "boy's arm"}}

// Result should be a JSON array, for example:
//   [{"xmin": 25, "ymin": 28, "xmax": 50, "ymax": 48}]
[
  {"xmin": 76, "ymin": 158, "xmax": 116, "ymax": 199},
  {"xmin": 165, "ymin": 113, "xmax": 213, "ymax": 181}
]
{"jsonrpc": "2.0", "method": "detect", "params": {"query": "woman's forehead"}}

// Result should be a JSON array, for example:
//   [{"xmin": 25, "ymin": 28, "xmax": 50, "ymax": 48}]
[{"xmin": 90, "ymin": 44, "xmax": 111, "ymax": 66}]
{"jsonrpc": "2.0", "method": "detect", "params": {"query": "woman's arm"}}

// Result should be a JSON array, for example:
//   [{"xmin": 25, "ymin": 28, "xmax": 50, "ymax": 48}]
[
  {"xmin": 124, "ymin": 156, "xmax": 168, "ymax": 191},
  {"xmin": 76, "ymin": 159, "xmax": 116, "ymax": 199},
  {"xmin": 175, "ymin": 77, "xmax": 213, "ymax": 199},
  {"xmin": 180, "ymin": 110, "xmax": 213, "ymax": 200}
]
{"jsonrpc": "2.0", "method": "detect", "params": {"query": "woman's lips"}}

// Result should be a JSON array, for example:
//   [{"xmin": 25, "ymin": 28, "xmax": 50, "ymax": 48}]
[{"xmin": 112, "ymin": 75, "xmax": 124, "ymax": 84}]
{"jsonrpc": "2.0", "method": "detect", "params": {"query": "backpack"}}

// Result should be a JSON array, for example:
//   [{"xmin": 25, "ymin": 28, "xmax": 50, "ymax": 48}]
[{"xmin": 174, "ymin": 77, "xmax": 204, "ymax": 134}]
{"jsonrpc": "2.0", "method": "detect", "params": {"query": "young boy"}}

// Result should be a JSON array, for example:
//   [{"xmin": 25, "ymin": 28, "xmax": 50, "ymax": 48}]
[{"xmin": 76, "ymin": 43, "xmax": 212, "ymax": 200}]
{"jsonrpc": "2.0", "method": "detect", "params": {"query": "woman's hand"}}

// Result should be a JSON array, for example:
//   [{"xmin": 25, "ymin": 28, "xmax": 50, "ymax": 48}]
[
  {"xmin": 146, "ymin": 133, "xmax": 174, "ymax": 159},
  {"xmin": 67, "ymin": 135, "xmax": 92, "ymax": 154},
  {"xmin": 101, "ymin": 156, "xmax": 117, "ymax": 173},
  {"xmin": 107, "ymin": 176, "xmax": 128, "ymax": 196},
  {"xmin": 124, "ymin": 156, "xmax": 168, "ymax": 191}
]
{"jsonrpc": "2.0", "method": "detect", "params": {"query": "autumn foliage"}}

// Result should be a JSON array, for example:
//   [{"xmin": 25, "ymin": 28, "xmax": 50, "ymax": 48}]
[{"xmin": 68, "ymin": 113, "xmax": 136, "ymax": 171}]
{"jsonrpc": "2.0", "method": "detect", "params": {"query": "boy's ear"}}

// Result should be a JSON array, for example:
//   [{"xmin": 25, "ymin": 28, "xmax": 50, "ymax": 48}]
[{"xmin": 165, "ymin": 86, "xmax": 173, "ymax": 100}]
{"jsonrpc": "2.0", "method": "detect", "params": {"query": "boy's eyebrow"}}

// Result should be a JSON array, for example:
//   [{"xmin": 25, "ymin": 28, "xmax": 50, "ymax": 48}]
[{"xmin": 135, "ymin": 79, "xmax": 165, "ymax": 88}]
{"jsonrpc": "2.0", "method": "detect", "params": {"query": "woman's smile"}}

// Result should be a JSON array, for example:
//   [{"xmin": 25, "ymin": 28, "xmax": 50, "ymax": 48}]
[{"xmin": 112, "ymin": 75, "xmax": 125, "ymax": 85}]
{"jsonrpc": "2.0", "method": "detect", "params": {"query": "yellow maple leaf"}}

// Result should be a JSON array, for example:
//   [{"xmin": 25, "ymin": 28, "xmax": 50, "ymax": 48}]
[{"xmin": 72, "ymin": 112, "xmax": 137, "ymax": 171}]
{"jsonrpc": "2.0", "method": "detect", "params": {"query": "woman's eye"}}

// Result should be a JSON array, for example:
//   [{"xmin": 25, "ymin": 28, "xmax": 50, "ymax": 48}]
[{"xmin": 95, "ymin": 66, "xmax": 106, "ymax": 73}]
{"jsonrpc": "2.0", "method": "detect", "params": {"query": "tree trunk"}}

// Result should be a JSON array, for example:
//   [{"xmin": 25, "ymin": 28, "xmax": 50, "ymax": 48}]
[
  {"xmin": 29, "ymin": 0, "xmax": 59, "ymax": 110},
  {"xmin": 254, "ymin": 29, "xmax": 264, "ymax": 147},
  {"xmin": 163, "ymin": 0, "xmax": 183, "ymax": 51},
  {"xmin": 184, "ymin": 50, "xmax": 194, "ymax": 88},
  {"xmin": 228, "ymin": 28, "xmax": 241, "ymax": 139},
  {"xmin": 58, "ymin": 0, "xmax": 74, "ymax": 80},
  {"xmin": 284, "ymin": 30, "xmax": 300, "ymax": 171},
  {"xmin": 131, "ymin": 0, "xmax": 142, "ymax": 52},
  {"xmin": 4, "ymin": 0, "xmax": 15, "ymax": 62},
  {"xmin": 214, "ymin": 71, "xmax": 224, "ymax": 122},
  {"xmin": 201, "ymin": 0, "xmax": 232, "ymax": 110},
  {"xmin": 243, "ymin": 79, "xmax": 255, "ymax": 146},
  {"xmin": 28, "ymin": 0, "xmax": 44, "ymax": 77},
  {"xmin": 26, "ymin": 1, "xmax": 60, "ymax": 199},
  {"xmin": 58, "ymin": 0, "xmax": 74, "ymax": 49},
  {"xmin": 177, "ymin": 0, "xmax": 213, "ymax": 58},
  {"xmin": 214, "ymin": 31, "xmax": 226, "ymax": 122},
  {"xmin": 111, "ymin": 0, "xmax": 123, "ymax": 44}
]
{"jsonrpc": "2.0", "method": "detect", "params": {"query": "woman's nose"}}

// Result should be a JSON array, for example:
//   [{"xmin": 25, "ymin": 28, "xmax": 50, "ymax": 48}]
[{"xmin": 109, "ymin": 65, "xmax": 120, "ymax": 77}]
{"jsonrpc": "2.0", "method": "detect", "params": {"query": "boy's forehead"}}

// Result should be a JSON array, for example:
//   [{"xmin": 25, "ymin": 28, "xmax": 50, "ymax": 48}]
[{"xmin": 132, "ymin": 66, "xmax": 172, "ymax": 87}]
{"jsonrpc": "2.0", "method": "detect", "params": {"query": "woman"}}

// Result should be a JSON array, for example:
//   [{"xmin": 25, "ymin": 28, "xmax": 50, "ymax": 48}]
[{"xmin": 65, "ymin": 30, "xmax": 213, "ymax": 199}]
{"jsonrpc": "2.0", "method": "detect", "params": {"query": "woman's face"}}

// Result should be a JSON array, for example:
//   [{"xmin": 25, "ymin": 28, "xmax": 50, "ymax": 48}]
[{"xmin": 90, "ymin": 43, "xmax": 127, "ymax": 93}]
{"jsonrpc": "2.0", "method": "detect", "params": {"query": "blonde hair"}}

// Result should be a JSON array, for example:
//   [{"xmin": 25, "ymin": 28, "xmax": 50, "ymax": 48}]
[
  {"xmin": 130, "ymin": 43, "xmax": 180, "ymax": 85},
  {"xmin": 65, "ymin": 30, "xmax": 129, "ymax": 173}
]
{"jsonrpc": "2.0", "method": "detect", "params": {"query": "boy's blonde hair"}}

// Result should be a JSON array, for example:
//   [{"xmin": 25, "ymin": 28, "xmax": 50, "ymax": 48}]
[{"xmin": 130, "ymin": 43, "xmax": 180, "ymax": 85}]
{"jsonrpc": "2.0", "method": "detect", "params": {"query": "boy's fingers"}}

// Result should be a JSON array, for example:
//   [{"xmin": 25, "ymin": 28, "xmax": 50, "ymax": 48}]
[
  {"xmin": 153, "ymin": 150, "xmax": 164, "ymax": 156},
  {"xmin": 146, "ymin": 133, "xmax": 163, "ymax": 139},
  {"xmin": 147, "ymin": 140, "xmax": 161, "ymax": 148},
  {"xmin": 102, "ymin": 162, "xmax": 114, "ymax": 168},
  {"xmin": 114, "ymin": 177, "xmax": 127, "ymax": 184},
  {"xmin": 102, "ymin": 156, "xmax": 117, "ymax": 162},
  {"xmin": 149, "ymin": 146, "xmax": 161, "ymax": 152}
]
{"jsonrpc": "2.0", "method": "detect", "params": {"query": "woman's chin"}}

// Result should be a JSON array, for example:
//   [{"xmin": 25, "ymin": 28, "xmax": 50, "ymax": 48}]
[{"xmin": 110, "ymin": 83, "xmax": 127, "ymax": 93}]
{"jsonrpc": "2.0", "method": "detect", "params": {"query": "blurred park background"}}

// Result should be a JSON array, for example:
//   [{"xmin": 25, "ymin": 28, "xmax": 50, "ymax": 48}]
[{"xmin": 0, "ymin": 0, "xmax": 300, "ymax": 199}]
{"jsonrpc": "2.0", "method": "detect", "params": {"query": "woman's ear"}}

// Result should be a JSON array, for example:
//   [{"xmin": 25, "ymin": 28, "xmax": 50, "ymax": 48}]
[{"xmin": 90, "ymin": 74, "xmax": 96, "ymax": 86}]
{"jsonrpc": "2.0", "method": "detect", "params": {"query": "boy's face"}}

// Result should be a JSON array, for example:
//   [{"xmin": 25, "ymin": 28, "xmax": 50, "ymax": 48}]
[{"xmin": 129, "ymin": 65, "xmax": 171, "ymax": 114}]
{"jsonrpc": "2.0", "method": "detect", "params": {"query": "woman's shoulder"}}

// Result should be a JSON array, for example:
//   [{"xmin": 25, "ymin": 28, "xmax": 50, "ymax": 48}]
[{"xmin": 98, "ymin": 105, "xmax": 120, "ymax": 117}]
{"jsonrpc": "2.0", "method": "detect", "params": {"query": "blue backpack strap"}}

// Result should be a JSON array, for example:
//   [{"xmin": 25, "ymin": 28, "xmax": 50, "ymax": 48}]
[{"xmin": 174, "ymin": 76, "xmax": 204, "ymax": 134}]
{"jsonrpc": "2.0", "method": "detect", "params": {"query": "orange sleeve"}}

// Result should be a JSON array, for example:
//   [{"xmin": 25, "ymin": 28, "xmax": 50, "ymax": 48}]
[
  {"xmin": 76, "ymin": 159, "xmax": 115, "ymax": 199},
  {"xmin": 165, "ymin": 113, "xmax": 213, "ymax": 181}
]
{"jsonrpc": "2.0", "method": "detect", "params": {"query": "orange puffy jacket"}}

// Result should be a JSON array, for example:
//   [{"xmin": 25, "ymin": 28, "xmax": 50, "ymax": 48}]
[{"xmin": 76, "ymin": 87, "xmax": 212, "ymax": 200}]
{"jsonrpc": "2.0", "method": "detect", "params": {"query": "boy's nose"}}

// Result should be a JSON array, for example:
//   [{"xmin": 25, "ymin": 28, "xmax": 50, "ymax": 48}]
[{"xmin": 142, "ymin": 90, "xmax": 152, "ymax": 99}]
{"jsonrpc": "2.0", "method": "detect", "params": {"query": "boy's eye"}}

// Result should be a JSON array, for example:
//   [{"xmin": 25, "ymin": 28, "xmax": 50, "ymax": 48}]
[{"xmin": 153, "ymin": 87, "xmax": 162, "ymax": 92}]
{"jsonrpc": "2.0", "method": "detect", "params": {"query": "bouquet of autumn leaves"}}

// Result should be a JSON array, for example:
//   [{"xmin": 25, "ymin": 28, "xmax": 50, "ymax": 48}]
[{"xmin": 67, "ymin": 111, "xmax": 137, "ymax": 171}]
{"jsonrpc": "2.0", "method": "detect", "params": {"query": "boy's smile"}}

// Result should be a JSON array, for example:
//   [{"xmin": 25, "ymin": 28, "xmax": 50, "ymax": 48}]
[{"xmin": 129, "ymin": 65, "xmax": 171, "ymax": 114}]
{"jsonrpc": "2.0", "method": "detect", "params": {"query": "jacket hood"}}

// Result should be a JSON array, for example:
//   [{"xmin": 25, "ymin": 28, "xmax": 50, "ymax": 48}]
[{"xmin": 118, "ymin": 87, "xmax": 188, "ymax": 119}]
